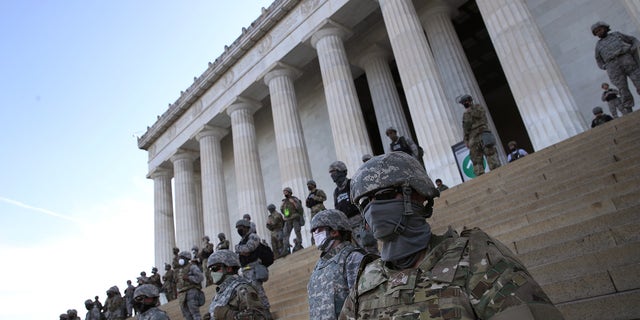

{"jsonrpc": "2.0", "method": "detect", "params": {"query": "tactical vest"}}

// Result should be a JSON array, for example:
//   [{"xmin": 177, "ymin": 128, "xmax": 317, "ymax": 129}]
[
  {"xmin": 390, "ymin": 136, "xmax": 413, "ymax": 155},
  {"xmin": 308, "ymin": 244, "xmax": 362, "ymax": 319},
  {"xmin": 333, "ymin": 180, "xmax": 359, "ymax": 218}
]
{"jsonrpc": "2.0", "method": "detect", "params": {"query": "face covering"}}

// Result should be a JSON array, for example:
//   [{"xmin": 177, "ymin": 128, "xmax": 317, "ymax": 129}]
[
  {"xmin": 331, "ymin": 171, "xmax": 347, "ymax": 185},
  {"xmin": 237, "ymin": 229, "xmax": 246, "ymax": 237},
  {"xmin": 364, "ymin": 199, "xmax": 431, "ymax": 267},
  {"xmin": 133, "ymin": 301, "xmax": 152, "ymax": 314},
  {"xmin": 212, "ymin": 271, "xmax": 226, "ymax": 285},
  {"xmin": 312, "ymin": 230, "xmax": 335, "ymax": 252},
  {"xmin": 178, "ymin": 259, "xmax": 186, "ymax": 266}
]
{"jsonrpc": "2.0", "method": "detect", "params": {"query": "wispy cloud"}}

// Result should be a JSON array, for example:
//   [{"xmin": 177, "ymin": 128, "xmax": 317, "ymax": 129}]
[{"xmin": 0, "ymin": 196, "xmax": 81, "ymax": 224}]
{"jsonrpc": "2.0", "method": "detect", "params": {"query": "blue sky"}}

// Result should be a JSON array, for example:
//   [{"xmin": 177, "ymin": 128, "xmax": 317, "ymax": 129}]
[{"xmin": 0, "ymin": 1, "xmax": 272, "ymax": 318}]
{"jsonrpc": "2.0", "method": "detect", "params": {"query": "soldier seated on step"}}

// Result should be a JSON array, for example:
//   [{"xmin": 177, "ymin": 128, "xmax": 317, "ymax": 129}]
[{"xmin": 339, "ymin": 152, "xmax": 564, "ymax": 320}]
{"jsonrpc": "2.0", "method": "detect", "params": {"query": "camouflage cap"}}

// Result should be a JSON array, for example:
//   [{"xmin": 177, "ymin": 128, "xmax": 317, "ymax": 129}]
[
  {"xmin": 133, "ymin": 284, "xmax": 160, "ymax": 299},
  {"xmin": 310, "ymin": 209, "xmax": 352, "ymax": 232},
  {"xmin": 593, "ymin": 106, "xmax": 604, "ymax": 114},
  {"xmin": 178, "ymin": 251, "xmax": 192, "ymax": 260},
  {"xmin": 207, "ymin": 249, "xmax": 241, "ymax": 268},
  {"xmin": 329, "ymin": 160, "xmax": 347, "ymax": 172},
  {"xmin": 267, "ymin": 203, "xmax": 276, "ymax": 211},
  {"xmin": 283, "ymin": 187, "xmax": 293, "ymax": 193},
  {"xmin": 306, "ymin": 179, "xmax": 316, "ymax": 186},
  {"xmin": 456, "ymin": 94, "xmax": 473, "ymax": 104},
  {"xmin": 350, "ymin": 152, "xmax": 438, "ymax": 205},
  {"xmin": 591, "ymin": 21, "xmax": 609, "ymax": 34},
  {"xmin": 236, "ymin": 219, "xmax": 251, "ymax": 228}
]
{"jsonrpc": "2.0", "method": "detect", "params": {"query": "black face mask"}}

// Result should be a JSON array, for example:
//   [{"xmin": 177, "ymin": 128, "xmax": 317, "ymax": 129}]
[
  {"xmin": 237, "ymin": 228, "xmax": 246, "ymax": 237},
  {"xmin": 331, "ymin": 171, "xmax": 347, "ymax": 185},
  {"xmin": 133, "ymin": 301, "xmax": 153, "ymax": 314}
]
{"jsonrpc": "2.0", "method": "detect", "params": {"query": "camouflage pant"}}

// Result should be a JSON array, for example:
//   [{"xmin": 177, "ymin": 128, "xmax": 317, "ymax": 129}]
[
  {"xmin": 469, "ymin": 133, "xmax": 500, "ymax": 177},
  {"xmin": 178, "ymin": 289, "xmax": 202, "ymax": 320},
  {"xmin": 605, "ymin": 98, "xmax": 630, "ymax": 118},
  {"xmin": 242, "ymin": 264, "xmax": 271, "ymax": 309},
  {"xmin": 283, "ymin": 218, "xmax": 302, "ymax": 250},
  {"xmin": 606, "ymin": 55, "xmax": 640, "ymax": 110},
  {"xmin": 270, "ymin": 229, "xmax": 283, "ymax": 258}
]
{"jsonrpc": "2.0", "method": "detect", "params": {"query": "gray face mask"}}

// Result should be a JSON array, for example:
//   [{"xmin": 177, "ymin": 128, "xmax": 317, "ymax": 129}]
[{"xmin": 364, "ymin": 199, "xmax": 431, "ymax": 265}]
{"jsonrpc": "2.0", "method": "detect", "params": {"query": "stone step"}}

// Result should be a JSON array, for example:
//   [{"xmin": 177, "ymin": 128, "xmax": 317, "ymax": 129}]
[{"xmin": 555, "ymin": 289, "xmax": 640, "ymax": 320}]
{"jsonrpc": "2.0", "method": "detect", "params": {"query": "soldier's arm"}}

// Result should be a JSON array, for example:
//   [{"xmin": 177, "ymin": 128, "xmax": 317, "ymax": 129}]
[
  {"xmin": 235, "ymin": 234, "xmax": 261, "ymax": 254},
  {"xmin": 595, "ymin": 47, "xmax": 606, "ymax": 70},
  {"xmin": 619, "ymin": 32, "xmax": 640, "ymax": 50},
  {"xmin": 188, "ymin": 264, "xmax": 205, "ymax": 284},
  {"xmin": 344, "ymin": 251, "xmax": 365, "ymax": 289},
  {"xmin": 464, "ymin": 229, "xmax": 564, "ymax": 320}
]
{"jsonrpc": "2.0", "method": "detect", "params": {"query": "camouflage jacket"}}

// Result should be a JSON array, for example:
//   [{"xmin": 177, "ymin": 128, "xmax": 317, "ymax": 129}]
[
  {"xmin": 266, "ymin": 211, "xmax": 284, "ymax": 232},
  {"xmin": 149, "ymin": 273, "xmax": 163, "ymax": 289},
  {"xmin": 308, "ymin": 242, "xmax": 365, "ymax": 320},
  {"xmin": 280, "ymin": 196, "xmax": 303, "ymax": 220},
  {"xmin": 209, "ymin": 275, "xmax": 269, "ymax": 320},
  {"xmin": 306, "ymin": 189, "xmax": 327, "ymax": 214},
  {"xmin": 339, "ymin": 228, "xmax": 564, "ymax": 320},
  {"xmin": 463, "ymin": 104, "xmax": 489, "ymax": 144},
  {"xmin": 595, "ymin": 31, "xmax": 640, "ymax": 69},
  {"xmin": 138, "ymin": 307, "xmax": 170, "ymax": 320},
  {"xmin": 217, "ymin": 240, "xmax": 230, "ymax": 251},
  {"xmin": 175, "ymin": 263, "xmax": 204, "ymax": 293},
  {"xmin": 104, "ymin": 294, "xmax": 126, "ymax": 320},
  {"xmin": 200, "ymin": 242, "xmax": 215, "ymax": 260}
]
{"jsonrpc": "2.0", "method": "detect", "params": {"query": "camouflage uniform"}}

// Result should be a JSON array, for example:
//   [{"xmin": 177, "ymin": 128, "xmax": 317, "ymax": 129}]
[
  {"xmin": 103, "ymin": 286, "xmax": 126, "ymax": 320},
  {"xmin": 175, "ymin": 252, "xmax": 205, "ymax": 320},
  {"xmin": 84, "ymin": 300, "xmax": 102, "ymax": 320},
  {"xmin": 235, "ymin": 225, "xmax": 271, "ymax": 309},
  {"xmin": 595, "ymin": 27, "xmax": 640, "ymax": 110},
  {"xmin": 306, "ymin": 186, "xmax": 327, "ymax": 218},
  {"xmin": 601, "ymin": 86, "xmax": 627, "ymax": 117},
  {"xmin": 162, "ymin": 265, "xmax": 177, "ymax": 302},
  {"xmin": 463, "ymin": 103, "xmax": 500, "ymax": 176},
  {"xmin": 209, "ymin": 275, "xmax": 270, "ymax": 320},
  {"xmin": 149, "ymin": 269, "xmax": 163, "ymax": 290},
  {"xmin": 200, "ymin": 238, "xmax": 215, "ymax": 286},
  {"xmin": 280, "ymin": 191, "xmax": 303, "ymax": 250},
  {"xmin": 308, "ymin": 242, "xmax": 365, "ymax": 320},
  {"xmin": 124, "ymin": 281, "xmax": 136, "ymax": 317},
  {"xmin": 138, "ymin": 307, "xmax": 170, "ymax": 320},
  {"xmin": 265, "ymin": 206, "xmax": 285, "ymax": 258},
  {"xmin": 216, "ymin": 233, "xmax": 230, "ymax": 251},
  {"xmin": 339, "ymin": 228, "xmax": 563, "ymax": 319}
]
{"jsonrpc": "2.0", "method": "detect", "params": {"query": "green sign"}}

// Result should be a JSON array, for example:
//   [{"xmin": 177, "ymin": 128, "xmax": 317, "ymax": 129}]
[{"xmin": 462, "ymin": 155, "xmax": 486, "ymax": 179}]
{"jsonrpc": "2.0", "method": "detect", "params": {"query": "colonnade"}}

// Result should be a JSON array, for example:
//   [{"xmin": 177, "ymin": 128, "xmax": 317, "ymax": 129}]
[{"xmin": 150, "ymin": 0, "xmax": 587, "ymax": 268}]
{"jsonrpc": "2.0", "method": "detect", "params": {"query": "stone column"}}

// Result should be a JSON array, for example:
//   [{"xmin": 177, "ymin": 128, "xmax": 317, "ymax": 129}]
[
  {"xmin": 419, "ymin": 0, "xmax": 506, "ymax": 161},
  {"xmin": 310, "ymin": 22, "xmax": 372, "ymax": 172},
  {"xmin": 227, "ymin": 99, "xmax": 269, "ymax": 239},
  {"xmin": 170, "ymin": 150, "xmax": 204, "ymax": 252},
  {"xmin": 379, "ymin": 0, "xmax": 462, "ymax": 185},
  {"xmin": 150, "ymin": 167, "xmax": 176, "ymax": 270},
  {"xmin": 476, "ymin": 0, "xmax": 587, "ymax": 150},
  {"xmin": 196, "ymin": 126, "xmax": 232, "ymax": 244},
  {"xmin": 356, "ymin": 45, "xmax": 412, "ymax": 153},
  {"xmin": 264, "ymin": 64, "xmax": 313, "ymax": 246},
  {"xmin": 623, "ymin": 0, "xmax": 640, "ymax": 32}
]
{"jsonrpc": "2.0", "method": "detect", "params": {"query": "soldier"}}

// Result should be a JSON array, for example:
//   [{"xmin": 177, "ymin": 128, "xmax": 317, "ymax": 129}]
[
  {"xmin": 124, "ymin": 280, "xmax": 136, "ymax": 317},
  {"xmin": 216, "ymin": 233, "xmax": 230, "ymax": 251},
  {"xmin": 601, "ymin": 82, "xmax": 627, "ymax": 117},
  {"xmin": 339, "ymin": 152, "xmax": 563, "ymax": 319},
  {"xmin": 175, "ymin": 251, "xmax": 205, "ymax": 320},
  {"xmin": 149, "ymin": 267, "xmax": 163, "ymax": 290},
  {"xmin": 59, "ymin": 313, "xmax": 69, "ymax": 320},
  {"xmin": 458, "ymin": 94, "xmax": 501, "ymax": 176},
  {"xmin": 307, "ymin": 209, "xmax": 367, "ymax": 320},
  {"xmin": 171, "ymin": 247, "xmax": 180, "ymax": 269},
  {"xmin": 435, "ymin": 178, "xmax": 449, "ymax": 192},
  {"xmin": 329, "ymin": 161, "xmax": 378, "ymax": 255},
  {"xmin": 137, "ymin": 271, "xmax": 150, "ymax": 285},
  {"xmin": 205, "ymin": 250, "xmax": 271, "ymax": 320},
  {"xmin": 242, "ymin": 214, "xmax": 258, "ymax": 234},
  {"xmin": 133, "ymin": 284, "xmax": 171, "ymax": 320},
  {"xmin": 66, "ymin": 309, "xmax": 81, "ymax": 320},
  {"xmin": 94, "ymin": 296, "xmax": 103, "ymax": 311},
  {"xmin": 507, "ymin": 140, "xmax": 529, "ymax": 163},
  {"xmin": 235, "ymin": 219, "xmax": 271, "ymax": 311},
  {"xmin": 306, "ymin": 179, "xmax": 327, "ymax": 245},
  {"xmin": 591, "ymin": 106, "xmax": 614, "ymax": 128},
  {"xmin": 280, "ymin": 187, "xmax": 303, "ymax": 251},
  {"xmin": 103, "ymin": 286, "xmax": 126, "ymax": 320},
  {"xmin": 84, "ymin": 299, "xmax": 102, "ymax": 320},
  {"xmin": 593, "ymin": 21, "xmax": 640, "ymax": 112},
  {"xmin": 265, "ymin": 203, "xmax": 285, "ymax": 258},
  {"xmin": 200, "ymin": 236, "xmax": 215, "ymax": 286},
  {"xmin": 161, "ymin": 263, "xmax": 177, "ymax": 302}
]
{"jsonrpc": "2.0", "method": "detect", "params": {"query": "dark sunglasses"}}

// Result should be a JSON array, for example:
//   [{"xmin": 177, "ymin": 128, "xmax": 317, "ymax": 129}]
[
  {"xmin": 209, "ymin": 264, "xmax": 224, "ymax": 272},
  {"xmin": 357, "ymin": 187, "xmax": 401, "ymax": 211}
]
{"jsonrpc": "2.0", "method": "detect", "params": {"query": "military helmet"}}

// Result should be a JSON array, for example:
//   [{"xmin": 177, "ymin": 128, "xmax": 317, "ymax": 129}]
[
  {"xmin": 207, "ymin": 249, "xmax": 241, "ymax": 268},
  {"xmin": 203, "ymin": 235, "xmax": 210, "ymax": 241},
  {"xmin": 152, "ymin": 267, "xmax": 158, "ymax": 273},
  {"xmin": 593, "ymin": 106, "xmax": 604, "ymax": 114},
  {"xmin": 350, "ymin": 152, "xmax": 438, "ymax": 206},
  {"xmin": 456, "ymin": 94, "xmax": 473, "ymax": 104},
  {"xmin": 283, "ymin": 187, "xmax": 293, "ymax": 193},
  {"xmin": 385, "ymin": 126, "xmax": 397, "ymax": 135},
  {"xmin": 107, "ymin": 286, "xmax": 120, "ymax": 294},
  {"xmin": 217, "ymin": 232, "xmax": 226, "ymax": 239},
  {"xmin": 178, "ymin": 251, "xmax": 192, "ymax": 260},
  {"xmin": 67, "ymin": 309, "xmax": 78, "ymax": 317},
  {"xmin": 591, "ymin": 21, "xmax": 610, "ymax": 34},
  {"xmin": 236, "ymin": 219, "xmax": 251, "ymax": 228},
  {"xmin": 243, "ymin": 213, "xmax": 251, "ymax": 220},
  {"xmin": 307, "ymin": 179, "xmax": 316, "ymax": 186},
  {"xmin": 133, "ymin": 284, "xmax": 160, "ymax": 299},
  {"xmin": 329, "ymin": 160, "xmax": 347, "ymax": 172},
  {"xmin": 310, "ymin": 209, "xmax": 352, "ymax": 232},
  {"xmin": 267, "ymin": 203, "xmax": 276, "ymax": 211},
  {"xmin": 84, "ymin": 299, "xmax": 94, "ymax": 308}
]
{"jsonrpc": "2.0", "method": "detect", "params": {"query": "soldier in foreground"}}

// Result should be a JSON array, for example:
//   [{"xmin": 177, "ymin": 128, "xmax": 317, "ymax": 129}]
[
  {"xmin": 307, "ymin": 209, "xmax": 366, "ymax": 320},
  {"xmin": 205, "ymin": 250, "xmax": 271, "ymax": 320},
  {"xmin": 339, "ymin": 152, "xmax": 564, "ymax": 319},
  {"xmin": 133, "ymin": 284, "xmax": 171, "ymax": 320}
]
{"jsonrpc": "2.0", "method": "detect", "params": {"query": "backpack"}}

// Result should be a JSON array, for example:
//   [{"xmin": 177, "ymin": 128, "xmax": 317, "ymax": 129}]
[{"xmin": 256, "ymin": 241, "xmax": 275, "ymax": 267}]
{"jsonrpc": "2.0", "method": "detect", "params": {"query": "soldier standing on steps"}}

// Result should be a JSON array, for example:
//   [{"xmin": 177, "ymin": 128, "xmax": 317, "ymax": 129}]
[
  {"xmin": 459, "ymin": 94, "xmax": 501, "ymax": 176},
  {"xmin": 339, "ymin": 152, "xmax": 563, "ymax": 320},
  {"xmin": 265, "ymin": 203, "xmax": 285, "ymax": 259}
]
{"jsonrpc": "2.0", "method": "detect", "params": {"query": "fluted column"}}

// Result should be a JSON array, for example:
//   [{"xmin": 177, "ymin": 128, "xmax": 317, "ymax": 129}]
[
  {"xmin": 227, "ymin": 99, "xmax": 269, "ymax": 239},
  {"xmin": 150, "ymin": 167, "xmax": 176, "ymax": 270},
  {"xmin": 264, "ymin": 65, "xmax": 313, "ymax": 246},
  {"xmin": 311, "ymin": 23, "xmax": 372, "ymax": 172},
  {"xmin": 624, "ymin": 0, "xmax": 640, "ymax": 32},
  {"xmin": 356, "ymin": 45, "xmax": 412, "ymax": 153},
  {"xmin": 196, "ymin": 126, "xmax": 232, "ymax": 244},
  {"xmin": 379, "ymin": 0, "xmax": 462, "ymax": 185},
  {"xmin": 476, "ymin": 0, "xmax": 587, "ymax": 150},
  {"xmin": 419, "ymin": 0, "xmax": 505, "ymax": 161},
  {"xmin": 170, "ymin": 150, "xmax": 204, "ymax": 252}
]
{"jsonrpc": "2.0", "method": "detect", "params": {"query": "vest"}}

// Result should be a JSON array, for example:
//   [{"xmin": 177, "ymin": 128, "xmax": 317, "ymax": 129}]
[
  {"xmin": 389, "ymin": 136, "xmax": 413, "ymax": 155},
  {"xmin": 308, "ymin": 243, "xmax": 362, "ymax": 320},
  {"xmin": 333, "ymin": 180, "xmax": 359, "ymax": 218}
]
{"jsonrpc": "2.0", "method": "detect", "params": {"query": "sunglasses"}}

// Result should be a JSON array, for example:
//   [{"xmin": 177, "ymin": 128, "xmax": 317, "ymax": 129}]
[
  {"xmin": 357, "ymin": 187, "xmax": 401, "ymax": 212},
  {"xmin": 209, "ymin": 264, "xmax": 224, "ymax": 272}
]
